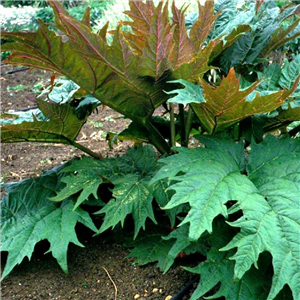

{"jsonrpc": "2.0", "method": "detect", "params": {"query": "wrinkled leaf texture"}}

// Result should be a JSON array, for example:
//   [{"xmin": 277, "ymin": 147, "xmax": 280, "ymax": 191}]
[
  {"xmin": 1, "ymin": 99, "xmax": 86, "ymax": 144},
  {"xmin": 1, "ymin": 0, "xmax": 250, "ymax": 124},
  {"xmin": 51, "ymin": 145, "xmax": 161, "ymax": 238},
  {"xmin": 151, "ymin": 135, "xmax": 300, "ymax": 300},
  {"xmin": 167, "ymin": 68, "xmax": 300, "ymax": 134},
  {"xmin": 216, "ymin": 2, "xmax": 300, "ymax": 72}
]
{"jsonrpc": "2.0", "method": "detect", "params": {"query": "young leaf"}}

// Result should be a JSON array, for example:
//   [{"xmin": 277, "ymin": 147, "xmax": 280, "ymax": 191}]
[
  {"xmin": 170, "ymin": 2, "xmax": 194, "ymax": 69},
  {"xmin": 1, "ymin": 8, "xmax": 166, "ymax": 124},
  {"xmin": 1, "ymin": 166, "xmax": 98, "ymax": 279},
  {"xmin": 189, "ymin": 1, "xmax": 219, "ymax": 53},
  {"xmin": 124, "ymin": 1, "xmax": 174, "ymax": 80},
  {"xmin": 190, "ymin": 68, "xmax": 299, "ymax": 134}
]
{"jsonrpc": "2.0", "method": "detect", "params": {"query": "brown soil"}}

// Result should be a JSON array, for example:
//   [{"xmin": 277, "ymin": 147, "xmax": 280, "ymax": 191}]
[{"xmin": 1, "ymin": 64, "xmax": 202, "ymax": 300}]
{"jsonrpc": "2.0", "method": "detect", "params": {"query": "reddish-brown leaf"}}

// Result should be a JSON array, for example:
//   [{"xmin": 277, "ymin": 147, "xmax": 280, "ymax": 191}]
[
  {"xmin": 192, "ymin": 68, "xmax": 300, "ymax": 133},
  {"xmin": 125, "ymin": 1, "xmax": 175, "ymax": 80},
  {"xmin": 189, "ymin": 1, "xmax": 220, "ymax": 53},
  {"xmin": 169, "ymin": 2, "xmax": 194, "ymax": 69}
]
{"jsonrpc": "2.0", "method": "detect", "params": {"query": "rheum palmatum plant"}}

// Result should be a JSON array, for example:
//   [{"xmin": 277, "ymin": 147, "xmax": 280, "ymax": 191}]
[{"xmin": 1, "ymin": 1, "xmax": 300, "ymax": 299}]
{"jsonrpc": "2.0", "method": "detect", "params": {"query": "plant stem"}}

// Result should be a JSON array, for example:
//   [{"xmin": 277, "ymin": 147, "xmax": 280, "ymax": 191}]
[
  {"xmin": 179, "ymin": 104, "xmax": 187, "ymax": 147},
  {"xmin": 288, "ymin": 124, "xmax": 300, "ymax": 137},
  {"xmin": 144, "ymin": 121, "xmax": 172, "ymax": 155},
  {"xmin": 184, "ymin": 105, "xmax": 193, "ymax": 147},
  {"xmin": 169, "ymin": 103, "xmax": 175, "ymax": 147},
  {"xmin": 71, "ymin": 140, "xmax": 104, "ymax": 159}
]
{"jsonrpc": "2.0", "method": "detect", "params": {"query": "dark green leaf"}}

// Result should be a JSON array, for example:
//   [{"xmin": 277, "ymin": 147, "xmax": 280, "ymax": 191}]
[{"xmin": 1, "ymin": 165, "xmax": 98, "ymax": 279}]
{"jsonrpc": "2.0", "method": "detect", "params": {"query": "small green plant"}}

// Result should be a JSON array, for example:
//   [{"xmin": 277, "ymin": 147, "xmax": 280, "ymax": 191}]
[
  {"xmin": 0, "ymin": 172, "xmax": 8, "ymax": 184},
  {"xmin": 1, "ymin": 1, "xmax": 300, "ymax": 299},
  {"xmin": 89, "ymin": 120, "xmax": 103, "ymax": 128},
  {"xmin": 39, "ymin": 157, "xmax": 52, "ymax": 165},
  {"xmin": 6, "ymin": 84, "xmax": 29, "ymax": 92}
]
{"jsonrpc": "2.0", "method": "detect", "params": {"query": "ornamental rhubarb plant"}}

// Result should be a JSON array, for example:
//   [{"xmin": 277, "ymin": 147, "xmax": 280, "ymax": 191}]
[{"xmin": 1, "ymin": 1, "xmax": 300, "ymax": 299}]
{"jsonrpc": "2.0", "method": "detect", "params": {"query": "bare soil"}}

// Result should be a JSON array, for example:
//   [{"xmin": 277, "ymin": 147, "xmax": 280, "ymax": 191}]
[{"xmin": 1, "ymin": 64, "xmax": 202, "ymax": 300}]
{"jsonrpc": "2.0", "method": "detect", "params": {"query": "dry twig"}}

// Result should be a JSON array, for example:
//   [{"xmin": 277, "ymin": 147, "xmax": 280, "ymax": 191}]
[{"xmin": 102, "ymin": 266, "xmax": 117, "ymax": 300}]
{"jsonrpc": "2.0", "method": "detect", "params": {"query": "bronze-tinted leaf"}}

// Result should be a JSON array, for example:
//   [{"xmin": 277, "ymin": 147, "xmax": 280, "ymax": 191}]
[
  {"xmin": 1, "ymin": 99, "xmax": 86, "ymax": 144},
  {"xmin": 192, "ymin": 68, "xmax": 300, "ymax": 133}
]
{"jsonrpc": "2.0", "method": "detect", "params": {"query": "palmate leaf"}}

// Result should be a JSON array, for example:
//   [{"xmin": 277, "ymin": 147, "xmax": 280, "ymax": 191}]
[
  {"xmin": 1, "ymin": 99, "xmax": 86, "ymax": 144},
  {"xmin": 151, "ymin": 135, "xmax": 300, "ymax": 299},
  {"xmin": 195, "ymin": 68, "xmax": 300, "ymax": 133},
  {"xmin": 125, "ymin": 227, "xmax": 175, "ymax": 271},
  {"xmin": 151, "ymin": 137, "xmax": 246, "ymax": 241},
  {"xmin": 222, "ymin": 135, "xmax": 300, "ymax": 300},
  {"xmin": 1, "ymin": 165, "xmax": 98, "ymax": 279},
  {"xmin": 50, "ymin": 156, "xmax": 108, "ymax": 210},
  {"xmin": 168, "ymin": 68, "xmax": 300, "ymax": 134},
  {"xmin": 1, "ymin": 1, "xmax": 250, "ymax": 126},
  {"xmin": 184, "ymin": 220, "xmax": 272, "ymax": 300},
  {"xmin": 1, "ymin": 9, "xmax": 162, "ymax": 122},
  {"xmin": 52, "ymin": 145, "xmax": 160, "ymax": 237},
  {"xmin": 187, "ymin": 248, "xmax": 271, "ymax": 300}
]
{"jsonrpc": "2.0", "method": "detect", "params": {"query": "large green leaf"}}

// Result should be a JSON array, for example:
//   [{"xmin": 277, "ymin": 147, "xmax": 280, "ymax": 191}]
[
  {"xmin": 151, "ymin": 136, "xmax": 245, "ymax": 241},
  {"xmin": 50, "ymin": 156, "xmax": 107, "ymax": 210},
  {"xmin": 98, "ymin": 173, "xmax": 157, "ymax": 238},
  {"xmin": 216, "ymin": 2, "xmax": 300, "ymax": 71},
  {"xmin": 52, "ymin": 145, "xmax": 160, "ymax": 238},
  {"xmin": 1, "ymin": 165, "xmax": 98, "ymax": 279},
  {"xmin": 222, "ymin": 136, "xmax": 300, "ymax": 300},
  {"xmin": 151, "ymin": 135, "xmax": 300, "ymax": 299},
  {"xmin": 187, "ymin": 248, "xmax": 271, "ymax": 300}
]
